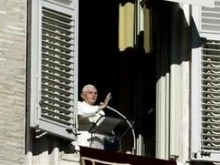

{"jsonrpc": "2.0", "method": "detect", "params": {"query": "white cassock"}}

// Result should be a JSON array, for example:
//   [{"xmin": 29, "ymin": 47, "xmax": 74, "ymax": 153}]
[{"xmin": 76, "ymin": 101, "xmax": 105, "ymax": 150}]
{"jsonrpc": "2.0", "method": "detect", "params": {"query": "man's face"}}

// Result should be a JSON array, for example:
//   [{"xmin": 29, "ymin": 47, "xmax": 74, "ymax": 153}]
[{"xmin": 82, "ymin": 87, "xmax": 98, "ymax": 105}]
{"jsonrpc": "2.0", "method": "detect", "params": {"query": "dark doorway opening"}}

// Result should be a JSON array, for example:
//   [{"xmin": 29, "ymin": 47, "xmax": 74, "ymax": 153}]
[{"xmin": 78, "ymin": 0, "xmax": 119, "ymax": 106}]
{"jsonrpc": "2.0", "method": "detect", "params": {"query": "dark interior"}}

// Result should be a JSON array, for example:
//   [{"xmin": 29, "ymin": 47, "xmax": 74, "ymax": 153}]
[
  {"xmin": 78, "ymin": 0, "xmax": 156, "ymax": 155},
  {"xmin": 78, "ymin": 0, "xmax": 119, "ymax": 106}
]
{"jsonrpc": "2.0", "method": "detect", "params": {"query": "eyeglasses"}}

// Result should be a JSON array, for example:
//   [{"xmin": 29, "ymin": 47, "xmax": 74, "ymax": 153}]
[{"xmin": 86, "ymin": 91, "xmax": 98, "ymax": 95}]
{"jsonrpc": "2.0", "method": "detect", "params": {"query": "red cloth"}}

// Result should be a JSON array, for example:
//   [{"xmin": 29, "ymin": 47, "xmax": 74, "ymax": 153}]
[{"xmin": 80, "ymin": 146, "xmax": 177, "ymax": 165}]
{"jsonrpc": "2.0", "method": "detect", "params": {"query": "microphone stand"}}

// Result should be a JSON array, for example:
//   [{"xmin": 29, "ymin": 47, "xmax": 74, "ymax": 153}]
[{"xmin": 106, "ymin": 105, "xmax": 136, "ymax": 155}]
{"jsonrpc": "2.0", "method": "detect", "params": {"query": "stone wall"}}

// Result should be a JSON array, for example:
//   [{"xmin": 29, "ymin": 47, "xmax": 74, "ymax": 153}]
[{"xmin": 0, "ymin": 0, "xmax": 26, "ymax": 164}]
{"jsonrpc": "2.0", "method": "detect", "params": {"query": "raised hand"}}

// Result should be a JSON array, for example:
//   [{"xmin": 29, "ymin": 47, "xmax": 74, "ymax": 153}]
[
  {"xmin": 99, "ymin": 92, "xmax": 112, "ymax": 110},
  {"xmin": 103, "ymin": 92, "xmax": 112, "ymax": 106}
]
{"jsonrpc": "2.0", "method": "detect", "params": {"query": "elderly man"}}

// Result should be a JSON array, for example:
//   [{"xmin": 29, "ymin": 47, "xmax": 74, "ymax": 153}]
[{"xmin": 76, "ymin": 84, "xmax": 112, "ymax": 150}]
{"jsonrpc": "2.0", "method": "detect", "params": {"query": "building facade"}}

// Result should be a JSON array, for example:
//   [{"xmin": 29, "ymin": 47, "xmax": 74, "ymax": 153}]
[
  {"xmin": 0, "ymin": 0, "xmax": 26, "ymax": 164},
  {"xmin": 1, "ymin": 0, "xmax": 220, "ymax": 165}
]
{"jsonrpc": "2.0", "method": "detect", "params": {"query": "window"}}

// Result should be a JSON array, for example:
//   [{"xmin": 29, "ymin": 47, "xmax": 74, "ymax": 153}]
[
  {"xmin": 29, "ymin": 0, "xmax": 78, "ymax": 140},
  {"xmin": 191, "ymin": 1, "xmax": 220, "ymax": 161}
]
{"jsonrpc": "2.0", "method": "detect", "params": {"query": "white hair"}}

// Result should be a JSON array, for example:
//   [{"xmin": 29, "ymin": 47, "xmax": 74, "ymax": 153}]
[{"xmin": 81, "ymin": 84, "xmax": 97, "ymax": 93}]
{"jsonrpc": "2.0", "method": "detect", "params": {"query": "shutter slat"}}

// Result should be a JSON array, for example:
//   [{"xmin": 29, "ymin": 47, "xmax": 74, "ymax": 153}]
[
  {"xmin": 203, "ymin": 60, "xmax": 220, "ymax": 65},
  {"xmin": 203, "ymin": 103, "xmax": 220, "ymax": 107},
  {"xmin": 203, "ymin": 48, "xmax": 220, "ymax": 52},
  {"xmin": 41, "ymin": 108, "xmax": 72, "ymax": 120},
  {"xmin": 201, "ymin": 3, "xmax": 220, "ymax": 33},
  {"xmin": 42, "ymin": 77, "xmax": 72, "ymax": 90},
  {"xmin": 203, "ymin": 133, "xmax": 220, "ymax": 138},
  {"xmin": 42, "ymin": 53, "xmax": 72, "ymax": 65},
  {"xmin": 41, "ymin": 113, "xmax": 72, "ymax": 125},
  {"xmin": 42, "ymin": 28, "xmax": 73, "ymax": 41},
  {"xmin": 42, "ymin": 21, "xmax": 73, "ymax": 36},
  {"xmin": 202, "ymin": 127, "xmax": 220, "ymax": 132},
  {"xmin": 202, "ymin": 6, "xmax": 220, "ymax": 12},
  {"xmin": 203, "ymin": 68, "xmax": 220, "ymax": 73},
  {"xmin": 42, "ymin": 40, "xmax": 73, "ymax": 53},
  {"xmin": 42, "ymin": 89, "xmax": 72, "ymax": 102},
  {"xmin": 203, "ymin": 110, "xmax": 220, "ymax": 114},
  {"xmin": 203, "ymin": 91, "xmax": 220, "ymax": 95},
  {"xmin": 203, "ymin": 121, "xmax": 220, "ymax": 125},
  {"xmin": 202, "ymin": 25, "xmax": 220, "ymax": 32},
  {"xmin": 42, "ymin": 84, "xmax": 73, "ymax": 96},
  {"xmin": 42, "ymin": 46, "xmax": 73, "ymax": 59},
  {"xmin": 202, "ymin": 146, "xmax": 220, "ymax": 150},
  {"xmin": 203, "ymin": 79, "xmax": 220, "ymax": 84},
  {"xmin": 203, "ymin": 139, "xmax": 220, "ymax": 144},
  {"xmin": 42, "ymin": 35, "xmax": 72, "ymax": 47},
  {"xmin": 202, "ymin": 18, "xmax": 220, "ymax": 24},
  {"xmin": 203, "ymin": 84, "xmax": 220, "ymax": 89},
  {"xmin": 43, "ymin": 16, "xmax": 73, "ymax": 30},
  {"xmin": 42, "ymin": 65, "xmax": 73, "ymax": 78},
  {"xmin": 42, "ymin": 58, "xmax": 73, "ymax": 71},
  {"xmin": 42, "ymin": 96, "xmax": 72, "ymax": 108},
  {"xmin": 42, "ymin": 72, "xmax": 72, "ymax": 84},
  {"xmin": 42, "ymin": 7, "xmax": 74, "ymax": 22},
  {"xmin": 203, "ymin": 115, "xmax": 220, "ymax": 119},
  {"xmin": 203, "ymin": 98, "xmax": 220, "ymax": 102},
  {"xmin": 41, "ymin": 102, "xmax": 73, "ymax": 113}
]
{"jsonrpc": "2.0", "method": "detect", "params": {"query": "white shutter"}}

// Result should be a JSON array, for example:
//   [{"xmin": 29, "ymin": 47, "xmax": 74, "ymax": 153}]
[
  {"xmin": 164, "ymin": 0, "xmax": 215, "ymax": 8},
  {"xmin": 201, "ymin": 1, "xmax": 220, "ymax": 33},
  {"xmin": 191, "ymin": 39, "xmax": 220, "ymax": 162},
  {"xmin": 191, "ymin": 1, "xmax": 220, "ymax": 162},
  {"xmin": 30, "ymin": 0, "xmax": 78, "ymax": 140},
  {"xmin": 202, "ymin": 39, "xmax": 220, "ymax": 156}
]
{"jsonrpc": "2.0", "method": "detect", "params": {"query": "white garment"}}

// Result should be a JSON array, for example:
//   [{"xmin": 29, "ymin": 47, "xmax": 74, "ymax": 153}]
[
  {"xmin": 76, "ymin": 101, "xmax": 105, "ymax": 150},
  {"xmin": 77, "ymin": 131, "xmax": 105, "ymax": 150},
  {"xmin": 78, "ymin": 101, "xmax": 99, "ymax": 118}
]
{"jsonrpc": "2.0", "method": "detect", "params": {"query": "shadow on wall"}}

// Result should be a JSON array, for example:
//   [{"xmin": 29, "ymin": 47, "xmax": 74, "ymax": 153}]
[
  {"xmin": 191, "ymin": 18, "xmax": 202, "ymax": 49},
  {"xmin": 31, "ymin": 130, "xmax": 71, "ymax": 155}
]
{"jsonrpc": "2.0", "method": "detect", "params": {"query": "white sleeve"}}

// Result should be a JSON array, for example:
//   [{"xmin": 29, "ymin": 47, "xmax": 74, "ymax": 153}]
[{"xmin": 77, "ymin": 101, "xmax": 99, "ymax": 117}]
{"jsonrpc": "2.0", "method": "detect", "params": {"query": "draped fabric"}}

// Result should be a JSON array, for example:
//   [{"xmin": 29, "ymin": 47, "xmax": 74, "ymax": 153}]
[
  {"xmin": 119, "ymin": 2, "xmax": 135, "ymax": 51},
  {"xmin": 118, "ymin": 1, "xmax": 152, "ymax": 53},
  {"xmin": 143, "ymin": 4, "xmax": 152, "ymax": 53},
  {"xmin": 80, "ymin": 146, "xmax": 177, "ymax": 165}
]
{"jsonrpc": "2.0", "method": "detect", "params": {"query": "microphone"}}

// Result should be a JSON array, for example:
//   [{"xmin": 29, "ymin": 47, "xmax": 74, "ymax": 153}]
[{"xmin": 105, "ymin": 105, "xmax": 136, "ymax": 155}]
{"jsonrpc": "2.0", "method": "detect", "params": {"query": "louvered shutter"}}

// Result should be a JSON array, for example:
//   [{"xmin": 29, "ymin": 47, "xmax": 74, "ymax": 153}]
[
  {"xmin": 164, "ymin": 0, "xmax": 215, "ymax": 7},
  {"xmin": 201, "ymin": 40, "xmax": 220, "ymax": 159},
  {"xmin": 191, "ymin": 1, "xmax": 220, "ymax": 161},
  {"xmin": 30, "ymin": 0, "xmax": 78, "ymax": 140}
]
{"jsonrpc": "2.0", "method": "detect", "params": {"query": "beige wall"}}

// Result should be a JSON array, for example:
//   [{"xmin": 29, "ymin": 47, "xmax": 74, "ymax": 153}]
[{"xmin": 0, "ymin": 0, "xmax": 26, "ymax": 164}]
